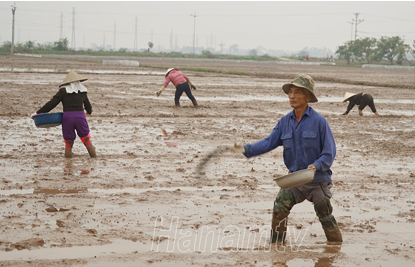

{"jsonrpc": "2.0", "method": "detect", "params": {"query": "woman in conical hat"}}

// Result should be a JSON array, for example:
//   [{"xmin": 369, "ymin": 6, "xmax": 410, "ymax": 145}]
[
  {"xmin": 342, "ymin": 92, "xmax": 379, "ymax": 116},
  {"xmin": 33, "ymin": 70, "xmax": 96, "ymax": 158},
  {"xmin": 156, "ymin": 68, "xmax": 199, "ymax": 107}
]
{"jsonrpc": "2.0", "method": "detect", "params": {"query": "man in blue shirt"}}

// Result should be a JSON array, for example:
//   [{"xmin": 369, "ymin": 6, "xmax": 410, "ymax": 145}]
[{"xmin": 228, "ymin": 74, "xmax": 342, "ymax": 243}]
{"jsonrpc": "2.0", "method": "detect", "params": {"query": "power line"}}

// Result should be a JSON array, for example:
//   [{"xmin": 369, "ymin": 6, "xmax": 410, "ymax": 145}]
[
  {"xmin": 133, "ymin": 16, "xmax": 138, "ymax": 51},
  {"xmin": 190, "ymin": 11, "xmax": 197, "ymax": 54},
  {"xmin": 11, "ymin": 2, "xmax": 17, "ymax": 55},
  {"xmin": 70, "ymin": 7, "xmax": 76, "ymax": 50},
  {"xmin": 59, "ymin": 12, "xmax": 64, "ymax": 39},
  {"xmin": 354, "ymin": 12, "xmax": 364, "ymax": 41},
  {"xmin": 348, "ymin": 20, "xmax": 354, "ymax": 41},
  {"xmin": 113, "ymin": 22, "xmax": 116, "ymax": 50}
]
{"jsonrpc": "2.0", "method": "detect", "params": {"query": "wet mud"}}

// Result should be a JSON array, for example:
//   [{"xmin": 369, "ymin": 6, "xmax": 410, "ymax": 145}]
[{"xmin": 0, "ymin": 55, "xmax": 415, "ymax": 266}]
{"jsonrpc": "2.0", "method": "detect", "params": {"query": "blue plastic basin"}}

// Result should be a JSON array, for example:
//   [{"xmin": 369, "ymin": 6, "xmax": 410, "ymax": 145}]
[{"xmin": 33, "ymin": 112, "xmax": 63, "ymax": 128}]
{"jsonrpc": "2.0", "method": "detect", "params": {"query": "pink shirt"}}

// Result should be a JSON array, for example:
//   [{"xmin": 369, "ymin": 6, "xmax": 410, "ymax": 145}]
[{"xmin": 163, "ymin": 70, "xmax": 189, "ymax": 87}]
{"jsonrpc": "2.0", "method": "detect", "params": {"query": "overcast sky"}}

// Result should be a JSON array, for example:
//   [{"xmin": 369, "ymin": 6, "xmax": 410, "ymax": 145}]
[{"xmin": 0, "ymin": 1, "xmax": 414, "ymax": 53}]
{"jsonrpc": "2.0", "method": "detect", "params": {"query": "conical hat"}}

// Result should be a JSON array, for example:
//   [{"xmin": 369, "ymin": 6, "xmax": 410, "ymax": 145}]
[
  {"xmin": 165, "ymin": 68, "xmax": 178, "ymax": 77},
  {"xmin": 59, "ymin": 71, "xmax": 88, "ymax": 87},
  {"xmin": 343, "ymin": 92, "xmax": 358, "ymax": 102}
]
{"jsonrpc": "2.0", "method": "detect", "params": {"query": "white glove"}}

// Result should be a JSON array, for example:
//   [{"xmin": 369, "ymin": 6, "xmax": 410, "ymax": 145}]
[
  {"xmin": 31, "ymin": 113, "xmax": 37, "ymax": 119},
  {"xmin": 227, "ymin": 142, "xmax": 245, "ymax": 153},
  {"xmin": 156, "ymin": 86, "xmax": 165, "ymax": 97}
]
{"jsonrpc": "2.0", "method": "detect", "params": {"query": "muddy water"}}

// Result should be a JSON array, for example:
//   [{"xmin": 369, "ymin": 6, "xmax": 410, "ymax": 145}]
[{"xmin": 1, "ymin": 56, "xmax": 415, "ymax": 267}]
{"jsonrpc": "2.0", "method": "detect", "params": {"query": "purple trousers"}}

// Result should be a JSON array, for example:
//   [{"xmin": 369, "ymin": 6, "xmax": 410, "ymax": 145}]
[{"xmin": 62, "ymin": 111, "xmax": 90, "ymax": 141}]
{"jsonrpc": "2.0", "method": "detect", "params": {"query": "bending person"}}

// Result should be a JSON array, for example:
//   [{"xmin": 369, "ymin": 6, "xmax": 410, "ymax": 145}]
[
  {"xmin": 156, "ymin": 68, "xmax": 198, "ymax": 107},
  {"xmin": 342, "ymin": 92, "xmax": 379, "ymax": 116}
]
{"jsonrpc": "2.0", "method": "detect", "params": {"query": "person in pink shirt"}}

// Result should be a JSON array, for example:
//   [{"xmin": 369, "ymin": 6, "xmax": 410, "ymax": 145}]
[{"xmin": 156, "ymin": 68, "xmax": 198, "ymax": 107}]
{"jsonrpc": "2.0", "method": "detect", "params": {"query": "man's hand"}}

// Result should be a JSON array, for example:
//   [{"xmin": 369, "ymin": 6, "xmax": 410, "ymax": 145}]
[
  {"xmin": 191, "ymin": 85, "xmax": 196, "ymax": 90},
  {"xmin": 307, "ymin": 164, "xmax": 316, "ymax": 174},
  {"xmin": 227, "ymin": 142, "xmax": 245, "ymax": 153}
]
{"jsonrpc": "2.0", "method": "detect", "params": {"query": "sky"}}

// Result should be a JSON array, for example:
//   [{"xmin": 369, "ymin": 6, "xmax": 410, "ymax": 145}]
[{"xmin": 0, "ymin": 1, "xmax": 414, "ymax": 54}]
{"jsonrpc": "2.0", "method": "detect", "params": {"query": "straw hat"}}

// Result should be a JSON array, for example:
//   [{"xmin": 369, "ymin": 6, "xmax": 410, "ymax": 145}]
[
  {"xmin": 165, "ymin": 68, "xmax": 177, "ymax": 77},
  {"xmin": 59, "ymin": 70, "xmax": 88, "ymax": 87},
  {"xmin": 282, "ymin": 74, "xmax": 318, "ymax": 103},
  {"xmin": 343, "ymin": 92, "xmax": 358, "ymax": 102}
]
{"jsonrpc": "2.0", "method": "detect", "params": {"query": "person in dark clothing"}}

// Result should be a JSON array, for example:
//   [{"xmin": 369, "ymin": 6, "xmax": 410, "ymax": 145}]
[
  {"xmin": 342, "ymin": 92, "xmax": 379, "ymax": 116},
  {"xmin": 33, "ymin": 70, "xmax": 96, "ymax": 158},
  {"xmin": 156, "ymin": 68, "xmax": 198, "ymax": 107}
]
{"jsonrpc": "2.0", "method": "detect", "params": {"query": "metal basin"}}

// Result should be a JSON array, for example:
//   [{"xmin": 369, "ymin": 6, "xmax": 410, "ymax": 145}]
[{"xmin": 273, "ymin": 168, "xmax": 314, "ymax": 188}]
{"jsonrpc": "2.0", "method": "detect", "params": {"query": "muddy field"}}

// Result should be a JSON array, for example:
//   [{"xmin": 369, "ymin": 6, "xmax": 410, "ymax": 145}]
[{"xmin": 0, "ymin": 55, "xmax": 415, "ymax": 267}]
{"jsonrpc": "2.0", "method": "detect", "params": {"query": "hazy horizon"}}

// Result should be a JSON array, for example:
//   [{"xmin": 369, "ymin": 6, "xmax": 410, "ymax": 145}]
[{"xmin": 0, "ymin": 1, "xmax": 414, "ymax": 54}]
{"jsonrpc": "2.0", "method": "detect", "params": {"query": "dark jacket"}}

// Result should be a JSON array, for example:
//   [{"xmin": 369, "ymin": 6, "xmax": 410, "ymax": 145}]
[
  {"xmin": 37, "ymin": 87, "xmax": 92, "ymax": 114},
  {"xmin": 345, "ymin": 93, "xmax": 376, "ymax": 114}
]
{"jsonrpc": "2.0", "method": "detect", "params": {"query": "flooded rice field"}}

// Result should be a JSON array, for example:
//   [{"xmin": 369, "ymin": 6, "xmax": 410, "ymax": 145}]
[{"xmin": 0, "ymin": 55, "xmax": 415, "ymax": 266}]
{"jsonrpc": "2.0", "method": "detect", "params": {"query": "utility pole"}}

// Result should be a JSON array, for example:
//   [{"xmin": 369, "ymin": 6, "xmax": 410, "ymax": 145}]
[
  {"xmin": 348, "ymin": 20, "xmax": 354, "ymax": 41},
  {"xmin": 113, "ymin": 22, "xmax": 116, "ymax": 50},
  {"xmin": 59, "ymin": 12, "xmax": 64, "ymax": 39},
  {"xmin": 175, "ymin": 34, "xmax": 178, "ymax": 51},
  {"xmin": 354, "ymin": 13, "xmax": 364, "ymax": 41},
  {"xmin": 71, "ymin": 7, "xmax": 76, "ymax": 50},
  {"xmin": 219, "ymin": 39, "xmax": 225, "ymax": 54},
  {"xmin": 11, "ymin": 2, "xmax": 17, "ymax": 55},
  {"xmin": 134, "ymin": 16, "xmax": 138, "ymax": 51},
  {"xmin": 103, "ymin": 32, "xmax": 105, "ymax": 50},
  {"xmin": 190, "ymin": 11, "xmax": 197, "ymax": 54},
  {"xmin": 170, "ymin": 29, "xmax": 173, "ymax": 51}
]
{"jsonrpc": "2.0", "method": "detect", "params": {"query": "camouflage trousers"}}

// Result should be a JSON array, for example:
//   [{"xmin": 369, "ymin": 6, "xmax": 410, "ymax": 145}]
[{"xmin": 273, "ymin": 182, "xmax": 339, "ymax": 229}]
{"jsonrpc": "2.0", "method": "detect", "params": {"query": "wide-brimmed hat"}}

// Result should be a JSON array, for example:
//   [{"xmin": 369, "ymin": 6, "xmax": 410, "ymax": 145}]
[
  {"xmin": 59, "ymin": 70, "xmax": 87, "ymax": 87},
  {"xmin": 165, "ymin": 68, "xmax": 177, "ymax": 77},
  {"xmin": 282, "ymin": 74, "xmax": 318, "ymax": 103},
  {"xmin": 343, "ymin": 92, "xmax": 358, "ymax": 102}
]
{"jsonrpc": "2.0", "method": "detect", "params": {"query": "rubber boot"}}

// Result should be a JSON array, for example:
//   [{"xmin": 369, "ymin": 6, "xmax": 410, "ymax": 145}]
[
  {"xmin": 271, "ymin": 189, "xmax": 295, "ymax": 243},
  {"xmin": 314, "ymin": 197, "xmax": 342, "ymax": 242},
  {"xmin": 323, "ymin": 226, "xmax": 343, "ymax": 242},
  {"xmin": 64, "ymin": 140, "xmax": 74, "ymax": 158},
  {"xmin": 80, "ymin": 134, "xmax": 97, "ymax": 158},
  {"xmin": 192, "ymin": 100, "xmax": 199, "ymax": 107},
  {"xmin": 271, "ymin": 212, "xmax": 288, "ymax": 243}
]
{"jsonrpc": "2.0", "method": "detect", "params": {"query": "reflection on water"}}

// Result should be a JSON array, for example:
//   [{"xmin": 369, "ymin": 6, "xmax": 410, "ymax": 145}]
[
  {"xmin": 137, "ymin": 95, "xmax": 415, "ymax": 104},
  {"xmin": 0, "ymin": 186, "xmax": 237, "ymax": 196},
  {"xmin": 284, "ymin": 244, "xmax": 343, "ymax": 267},
  {"xmin": 33, "ymin": 188, "xmax": 87, "ymax": 194},
  {"xmin": 0, "ymin": 239, "xmax": 148, "ymax": 261}
]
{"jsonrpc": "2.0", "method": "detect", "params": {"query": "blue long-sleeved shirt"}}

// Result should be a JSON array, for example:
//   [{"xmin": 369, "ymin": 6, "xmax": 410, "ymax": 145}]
[{"xmin": 243, "ymin": 106, "xmax": 336, "ymax": 183}]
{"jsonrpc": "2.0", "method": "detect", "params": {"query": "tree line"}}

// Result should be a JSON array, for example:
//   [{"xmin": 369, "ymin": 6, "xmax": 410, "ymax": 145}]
[
  {"xmin": 335, "ymin": 36, "xmax": 415, "ymax": 65},
  {"xmin": 0, "ymin": 38, "xmax": 70, "ymax": 53},
  {"xmin": 2, "ymin": 36, "xmax": 415, "ymax": 66}
]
